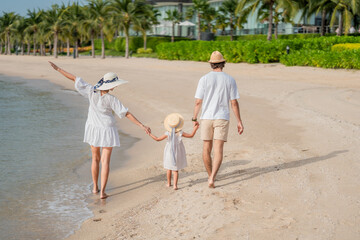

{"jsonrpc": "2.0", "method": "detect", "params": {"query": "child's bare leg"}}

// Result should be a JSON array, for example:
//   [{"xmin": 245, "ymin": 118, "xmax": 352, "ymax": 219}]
[
  {"xmin": 166, "ymin": 170, "xmax": 172, "ymax": 187},
  {"xmin": 100, "ymin": 147, "xmax": 113, "ymax": 199},
  {"xmin": 91, "ymin": 146, "xmax": 101, "ymax": 193},
  {"xmin": 173, "ymin": 171, "xmax": 178, "ymax": 190}
]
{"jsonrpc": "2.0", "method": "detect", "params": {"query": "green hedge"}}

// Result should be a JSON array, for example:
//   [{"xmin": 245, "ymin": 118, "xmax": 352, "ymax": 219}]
[
  {"xmin": 215, "ymin": 33, "xmax": 324, "ymax": 41},
  {"xmin": 94, "ymin": 36, "xmax": 191, "ymax": 52},
  {"xmin": 157, "ymin": 36, "xmax": 360, "ymax": 64},
  {"xmin": 280, "ymin": 49, "xmax": 360, "ymax": 69}
]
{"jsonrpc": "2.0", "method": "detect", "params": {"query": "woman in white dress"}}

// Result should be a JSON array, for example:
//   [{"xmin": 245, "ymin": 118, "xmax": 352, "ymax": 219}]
[
  {"xmin": 149, "ymin": 113, "xmax": 198, "ymax": 190},
  {"xmin": 49, "ymin": 62, "xmax": 150, "ymax": 199}
]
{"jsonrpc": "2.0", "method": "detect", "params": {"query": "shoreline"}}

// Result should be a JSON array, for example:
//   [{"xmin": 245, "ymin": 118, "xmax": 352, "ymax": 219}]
[{"xmin": 1, "ymin": 55, "xmax": 359, "ymax": 239}]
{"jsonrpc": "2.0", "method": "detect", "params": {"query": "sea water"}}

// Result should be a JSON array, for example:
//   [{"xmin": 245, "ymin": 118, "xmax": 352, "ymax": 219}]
[{"xmin": 0, "ymin": 75, "xmax": 133, "ymax": 239}]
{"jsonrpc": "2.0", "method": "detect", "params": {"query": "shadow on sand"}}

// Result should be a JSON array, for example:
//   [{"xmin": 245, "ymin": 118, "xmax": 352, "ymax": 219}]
[{"xmin": 107, "ymin": 150, "xmax": 347, "ymax": 197}]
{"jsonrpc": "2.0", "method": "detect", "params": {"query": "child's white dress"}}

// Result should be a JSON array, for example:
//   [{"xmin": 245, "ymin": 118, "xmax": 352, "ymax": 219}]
[
  {"xmin": 75, "ymin": 77, "xmax": 128, "ymax": 147},
  {"xmin": 163, "ymin": 131, "xmax": 187, "ymax": 171}
]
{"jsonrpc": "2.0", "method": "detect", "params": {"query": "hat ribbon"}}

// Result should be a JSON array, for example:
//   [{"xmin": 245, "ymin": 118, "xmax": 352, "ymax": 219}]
[
  {"xmin": 171, "ymin": 127, "xmax": 177, "ymax": 166},
  {"xmin": 93, "ymin": 77, "xmax": 119, "ymax": 92},
  {"xmin": 170, "ymin": 121, "xmax": 181, "ymax": 166}
]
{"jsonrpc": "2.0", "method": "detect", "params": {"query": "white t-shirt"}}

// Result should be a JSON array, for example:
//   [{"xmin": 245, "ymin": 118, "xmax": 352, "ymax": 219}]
[{"xmin": 195, "ymin": 71, "xmax": 240, "ymax": 121}]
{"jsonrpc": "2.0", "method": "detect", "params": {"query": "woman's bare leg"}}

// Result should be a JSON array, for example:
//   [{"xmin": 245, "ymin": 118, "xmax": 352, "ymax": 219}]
[
  {"xmin": 100, "ymin": 147, "xmax": 113, "ymax": 199},
  {"xmin": 173, "ymin": 171, "xmax": 179, "ymax": 190},
  {"xmin": 91, "ymin": 146, "xmax": 101, "ymax": 193},
  {"xmin": 167, "ymin": 170, "xmax": 172, "ymax": 187}
]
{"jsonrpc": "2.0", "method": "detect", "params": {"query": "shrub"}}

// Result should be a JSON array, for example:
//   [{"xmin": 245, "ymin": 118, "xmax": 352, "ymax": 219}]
[
  {"xmin": 280, "ymin": 49, "xmax": 360, "ymax": 69},
  {"xmin": 137, "ymin": 48, "xmax": 153, "ymax": 54},
  {"xmin": 331, "ymin": 43, "xmax": 360, "ymax": 51}
]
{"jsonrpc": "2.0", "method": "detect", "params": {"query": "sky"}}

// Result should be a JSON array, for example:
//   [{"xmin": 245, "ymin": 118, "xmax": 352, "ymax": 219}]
[{"xmin": 1, "ymin": 0, "xmax": 80, "ymax": 16}]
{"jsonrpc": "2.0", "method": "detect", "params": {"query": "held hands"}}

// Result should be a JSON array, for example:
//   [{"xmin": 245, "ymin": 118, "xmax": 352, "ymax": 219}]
[{"xmin": 142, "ymin": 125, "xmax": 151, "ymax": 135}]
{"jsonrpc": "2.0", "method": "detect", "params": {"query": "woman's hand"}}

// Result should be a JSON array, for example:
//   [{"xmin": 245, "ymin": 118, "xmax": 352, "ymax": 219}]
[
  {"xmin": 49, "ymin": 61, "xmax": 60, "ymax": 71},
  {"xmin": 143, "ymin": 126, "xmax": 151, "ymax": 135}
]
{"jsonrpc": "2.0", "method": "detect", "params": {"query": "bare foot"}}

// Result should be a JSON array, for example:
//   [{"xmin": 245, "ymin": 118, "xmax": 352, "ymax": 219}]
[
  {"xmin": 167, "ymin": 183, "xmax": 171, "ymax": 187},
  {"xmin": 208, "ymin": 179, "xmax": 215, "ymax": 188},
  {"xmin": 173, "ymin": 186, "xmax": 178, "ymax": 190},
  {"xmin": 100, "ymin": 193, "xmax": 109, "ymax": 199},
  {"xmin": 92, "ymin": 188, "xmax": 99, "ymax": 194}
]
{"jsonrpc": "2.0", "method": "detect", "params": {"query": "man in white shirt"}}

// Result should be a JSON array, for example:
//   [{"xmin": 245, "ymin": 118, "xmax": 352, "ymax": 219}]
[{"xmin": 193, "ymin": 51, "xmax": 244, "ymax": 188}]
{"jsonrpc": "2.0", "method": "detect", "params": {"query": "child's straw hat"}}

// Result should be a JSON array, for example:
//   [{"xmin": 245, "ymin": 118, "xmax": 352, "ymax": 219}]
[
  {"xmin": 208, "ymin": 51, "xmax": 226, "ymax": 63},
  {"xmin": 164, "ymin": 113, "xmax": 184, "ymax": 132},
  {"xmin": 94, "ymin": 72, "xmax": 128, "ymax": 91}
]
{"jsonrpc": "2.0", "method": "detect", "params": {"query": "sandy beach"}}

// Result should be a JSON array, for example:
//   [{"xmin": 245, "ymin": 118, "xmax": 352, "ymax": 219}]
[{"xmin": 1, "ymin": 55, "xmax": 359, "ymax": 239}]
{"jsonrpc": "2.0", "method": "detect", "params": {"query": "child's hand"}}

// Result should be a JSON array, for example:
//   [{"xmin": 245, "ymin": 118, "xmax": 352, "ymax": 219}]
[{"xmin": 194, "ymin": 124, "xmax": 199, "ymax": 131}]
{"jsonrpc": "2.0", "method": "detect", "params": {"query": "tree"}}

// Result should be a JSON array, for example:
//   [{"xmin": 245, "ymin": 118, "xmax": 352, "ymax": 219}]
[
  {"xmin": 43, "ymin": 4, "xmax": 66, "ymax": 58},
  {"xmin": 329, "ymin": 0, "xmax": 360, "ymax": 35},
  {"xmin": 165, "ymin": 9, "xmax": 182, "ymax": 42},
  {"xmin": 86, "ymin": 0, "xmax": 111, "ymax": 59},
  {"xmin": 25, "ymin": 9, "xmax": 44, "ymax": 55},
  {"xmin": 63, "ymin": 2, "xmax": 85, "ymax": 58},
  {"xmin": 238, "ymin": 0, "xmax": 297, "ymax": 40},
  {"xmin": 110, "ymin": 0, "xmax": 147, "ymax": 58},
  {"xmin": 219, "ymin": 0, "xmax": 250, "ymax": 40},
  {"xmin": 134, "ymin": 6, "xmax": 159, "ymax": 49},
  {"xmin": 186, "ymin": 0, "xmax": 211, "ymax": 40},
  {"xmin": 0, "ymin": 12, "xmax": 19, "ymax": 55}
]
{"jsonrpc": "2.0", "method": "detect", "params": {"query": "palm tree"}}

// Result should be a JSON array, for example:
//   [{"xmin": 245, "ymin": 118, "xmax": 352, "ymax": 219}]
[
  {"xmin": 1, "ymin": 12, "xmax": 19, "ymax": 55},
  {"xmin": 110, "ymin": 0, "xmax": 147, "ymax": 58},
  {"xmin": 134, "ymin": 6, "xmax": 159, "ymax": 49},
  {"xmin": 164, "ymin": 9, "xmax": 182, "ymax": 42},
  {"xmin": 238, "ymin": 0, "xmax": 297, "ymax": 40},
  {"xmin": 86, "ymin": 0, "xmax": 111, "ymax": 59},
  {"xmin": 186, "ymin": 0, "xmax": 211, "ymax": 40},
  {"xmin": 309, "ymin": 0, "xmax": 335, "ymax": 36},
  {"xmin": 219, "ymin": 0, "xmax": 251, "ymax": 41},
  {"xmin": 329, "ymin": 0, "xmax": 359, "ymax": 35},
  {"xmin": 63, "ymin": 2, "xmax": 85, "ymax": 58},
  {"xmin": 257, "ymin": 2, "xmax": 292, "ymax": 39},
  {"xmin": 26, "ymin": 9, "xmax": 44, "ymax": 55},
  {"xmin": 14, "ymin": 16, "xmax": 28, "ymax": 55},
  {"xmin": 43, "ymin": 4, "xmax": 67, "ymax": 58}
]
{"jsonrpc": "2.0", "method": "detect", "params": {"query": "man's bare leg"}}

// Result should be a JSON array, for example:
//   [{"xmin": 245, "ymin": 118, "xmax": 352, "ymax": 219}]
[
  {"xmin": 91, "ymin": 146, "xmax": 101, "ymax": 194},
  {"xmin": 208, "ymin": 140, "xmax": 224, "ymax": 188},
  {"xmin": 100, "ymin": 147, "xmax": 113, "ymax": 199},
  {"xmin": 202, "ymin": 140, "xmax": 213, "ymax": 177}
]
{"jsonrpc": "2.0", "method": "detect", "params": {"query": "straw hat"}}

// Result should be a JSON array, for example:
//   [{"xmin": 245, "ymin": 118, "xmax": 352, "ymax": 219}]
[
  {"xmin": 208, "ymin": 51, "xmax": 226, "ymax": 63},
  {"xmin": 95, "ymin": 72, "xmax": 128, "ymax": 91},
  {"xmin": 164, "ymin": 113, "xmax": 184, "ymax": 132}
]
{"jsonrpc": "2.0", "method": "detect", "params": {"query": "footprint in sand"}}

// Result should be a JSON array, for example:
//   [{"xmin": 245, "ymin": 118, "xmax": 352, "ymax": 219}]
[{"xmin": 93, "ymin": 218, "xmax": 102, "ymax": 222}]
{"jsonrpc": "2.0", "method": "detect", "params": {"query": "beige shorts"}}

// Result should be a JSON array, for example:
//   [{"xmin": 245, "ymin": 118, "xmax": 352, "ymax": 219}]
[{"xmin": 201, "ymin": 119, "xmax": 230, "ymax": 142}]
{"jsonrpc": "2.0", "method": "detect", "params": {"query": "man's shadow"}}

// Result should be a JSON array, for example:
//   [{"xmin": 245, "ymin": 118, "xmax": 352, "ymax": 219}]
[
  {"xmin": 215, "ymin": 150, "xmax": 348, "ymax": 188},
  {"xmin": 108, "ymin": 150, "xmax": 347, "ymax": 197}
]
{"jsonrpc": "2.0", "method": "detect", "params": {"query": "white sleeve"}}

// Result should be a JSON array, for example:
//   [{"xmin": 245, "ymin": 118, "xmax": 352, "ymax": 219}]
[
  {"xmin": 111, "ymin": 97, "xmax": 129, "ymax": 119},
  {"xmin": 230, "ymin": 77, "xmax": 240, "ymax": 100},
  {"xmin": 74, "ymin": 77, "xmax": 93, "ymax": 98},
  {"xmin": 194, "ymin": 77, "xmax": 205, "ymax": 99}
]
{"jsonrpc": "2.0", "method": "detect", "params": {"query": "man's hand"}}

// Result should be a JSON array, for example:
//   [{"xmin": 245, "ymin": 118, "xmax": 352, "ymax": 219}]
[
  {"xmin": 237, "ymin": 122, "xmax": 244, "ymax": 135},
  {"xmin": 143, "ymin": 126, "xmax": 151, "ymax": 135},
  {"xmin": 193, "ymin": 121, "xmax": 200, "ymax": 127}
]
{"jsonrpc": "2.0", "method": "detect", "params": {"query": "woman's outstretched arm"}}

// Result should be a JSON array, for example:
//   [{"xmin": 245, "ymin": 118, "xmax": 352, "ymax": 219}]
[
  {"xmin": 49, "ymin": 61, "xmax": 76, "ymax": 82},
  {"xmin": 125, "ymin": 112, "xmax": 151, "ymax": 134}
]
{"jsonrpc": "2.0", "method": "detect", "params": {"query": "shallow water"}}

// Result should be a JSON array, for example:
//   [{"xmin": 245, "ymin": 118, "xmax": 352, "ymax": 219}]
[{"xmin": 0, "ymin": 76, "xmax": 96, "ymax": 239}]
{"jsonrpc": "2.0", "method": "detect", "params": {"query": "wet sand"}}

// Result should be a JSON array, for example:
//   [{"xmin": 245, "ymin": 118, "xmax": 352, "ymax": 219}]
[{"xmin": 1, "ymin": 55, "xmax": 359, "ymax": 239}]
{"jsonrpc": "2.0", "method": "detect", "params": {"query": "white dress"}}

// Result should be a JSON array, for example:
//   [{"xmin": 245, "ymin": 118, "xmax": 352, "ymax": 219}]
[
  {"xmin": 75, "ymin": 77, "xmax": 128, "ymax": 147},
  {"xmin": 163, "ymin": 131, "xmax": 187, "ymax": 171}
]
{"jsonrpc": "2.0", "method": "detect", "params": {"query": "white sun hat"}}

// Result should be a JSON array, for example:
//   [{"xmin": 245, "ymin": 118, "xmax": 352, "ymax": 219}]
[
  {"xmin": 94, "ymin": 72, "xmax": 128, "ymax": 91},
  {"xmin": 164, "ymin": 113, "xmax": 184, "ymax": 133}
]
